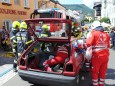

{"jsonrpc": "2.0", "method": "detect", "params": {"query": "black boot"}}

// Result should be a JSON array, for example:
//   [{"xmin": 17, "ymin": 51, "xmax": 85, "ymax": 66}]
[{"xmin": 13, "ymin": 63, "xmax": 17, "ymax": 72}]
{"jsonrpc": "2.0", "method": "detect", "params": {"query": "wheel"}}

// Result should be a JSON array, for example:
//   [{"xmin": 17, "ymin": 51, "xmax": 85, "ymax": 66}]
[{"xmin": 76, "ymin": 74, "xmax": 80, "ymax": 86}]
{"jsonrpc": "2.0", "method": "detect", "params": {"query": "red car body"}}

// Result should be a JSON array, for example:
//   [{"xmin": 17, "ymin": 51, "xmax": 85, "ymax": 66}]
[{"xmin": 18, "ymin": 18, "xmax": 85, "ymax": 86}]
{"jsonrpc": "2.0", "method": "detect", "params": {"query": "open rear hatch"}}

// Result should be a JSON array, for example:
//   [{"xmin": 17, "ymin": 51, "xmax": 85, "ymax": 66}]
[{"xmin": 19, "ymin": 18, "xmax": 72, "ymax": 74}]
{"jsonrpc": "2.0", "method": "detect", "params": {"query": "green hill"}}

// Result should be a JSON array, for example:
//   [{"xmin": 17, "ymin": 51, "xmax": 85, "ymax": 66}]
[{"xmin": 63, "ymin": 4, "xmax": 94, "ymax": 16}]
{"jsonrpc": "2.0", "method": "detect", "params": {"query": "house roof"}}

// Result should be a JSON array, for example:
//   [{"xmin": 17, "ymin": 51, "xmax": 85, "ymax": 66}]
[
  {"xmin": 50, "ymin": 0, "xmax": 65, "ymax": 8},
  {"xmin": 93, "ymin": 2, "xmax": 101, "ymax": 8}
]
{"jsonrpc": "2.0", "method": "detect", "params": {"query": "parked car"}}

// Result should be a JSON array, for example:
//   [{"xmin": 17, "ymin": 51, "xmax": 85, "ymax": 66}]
[{"xmin": 18, "ymin": 18, "xmax": 85, "ymax": 86}]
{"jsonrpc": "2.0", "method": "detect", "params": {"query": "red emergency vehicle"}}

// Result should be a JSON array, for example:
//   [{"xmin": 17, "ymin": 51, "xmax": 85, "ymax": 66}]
[
  {"xmin": 18, "ymin": 18, "xmax": 85, "ymax": 86},
  {"xmin": 30, "ymin": 8, "xmax": 66, "ymax": 33}
]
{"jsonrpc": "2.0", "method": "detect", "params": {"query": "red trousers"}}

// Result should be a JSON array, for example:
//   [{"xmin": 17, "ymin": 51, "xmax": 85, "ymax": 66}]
[
  {"xmin": 91, "ymin": 55, "xmax": 109, "ymax": 86},
  {"xmin": 45, "ymin": 52, "xmax": 68, "ymax": 66}
]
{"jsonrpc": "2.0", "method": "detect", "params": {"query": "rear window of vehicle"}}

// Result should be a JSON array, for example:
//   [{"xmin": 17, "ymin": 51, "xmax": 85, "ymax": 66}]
[{"xmin": 28, "ymin": 21, "xmax": 71, "ymax": 39}]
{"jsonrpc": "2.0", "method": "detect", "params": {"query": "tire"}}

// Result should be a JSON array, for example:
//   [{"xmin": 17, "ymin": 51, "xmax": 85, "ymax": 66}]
[
  {"xmin": 28, "ymin": 81, "xmax": 40, "ymax": 86},
  {"xmin": 80, "ymin": 62, "xmax": 86, "ymax": 72},
  {"xmin": 76, "ymin": 74, "xmax": 80, "ymax": 86}
]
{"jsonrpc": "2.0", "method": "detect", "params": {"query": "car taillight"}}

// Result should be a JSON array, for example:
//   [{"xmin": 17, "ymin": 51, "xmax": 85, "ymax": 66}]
[
  {"xmin": 19, "ymin": 66, "xmax": 27, "ymax": 70},
  {"xmin": 65, "ymin": 64, "xmax": 73, "ymax": 72},
  {"xmin": 19, "ymin": 57, "xmax": 27, "ymax": 70}
]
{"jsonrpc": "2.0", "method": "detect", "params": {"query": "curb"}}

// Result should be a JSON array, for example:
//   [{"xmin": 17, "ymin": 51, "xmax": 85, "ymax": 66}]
[{"xmin": 0, "ymin": 67, "xmax": 13, "ymax": 77}]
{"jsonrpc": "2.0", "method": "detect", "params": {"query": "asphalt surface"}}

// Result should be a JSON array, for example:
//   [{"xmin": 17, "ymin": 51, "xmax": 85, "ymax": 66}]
[
  {"xmin": 0, "ymin": 49, "xmax": 115, "ymax": 86},
  {"xmin": 105, "ymin": 49, "xmax": 115, "ymax": 86},
  {"xmin": 0, "ymin": 49, "xmax": 14, "ymax": 77}
]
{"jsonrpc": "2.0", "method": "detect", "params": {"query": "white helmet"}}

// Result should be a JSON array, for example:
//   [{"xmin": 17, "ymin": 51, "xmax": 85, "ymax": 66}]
[
  {"xmin": 85, "ymin": 47, "xmax": 92, "ymax": 61},
  {"xmin": 91, "ymin": 21, "xmax": 101, "ymax": 29}
]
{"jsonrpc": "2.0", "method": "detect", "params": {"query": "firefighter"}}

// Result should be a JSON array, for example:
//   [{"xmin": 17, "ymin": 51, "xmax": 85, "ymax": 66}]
[
  {"xmin": 10, "ymin": 21, "xmax": 20, "ymax": 72},
  {"xmin": 83, "ymin": 26, "xmax": 89, "ymax": 38},
  {"xmin": 43, "ymin": 44, "xmax": 68, "ymax": 72},
  {"xmin": 16, "ymin": 22, "xmax": 33, "ymax": 58},
  {"xmin": 71, "ymin": 21, "xmax": 76, "ymax": 36},
  {"xmin": 71, "ymin": 18, "xmax": 81, "ymax": 39},
  {"xmin": 40, "ymin": 24, "xmax": 51, "ymax": 38},
  {"xmin": 86, "ymin": 21, "xmax": 110, "ymax": 86},
  {"xmin": 72, "ymin": 27, "xmax": 82, "ymax": 39}
]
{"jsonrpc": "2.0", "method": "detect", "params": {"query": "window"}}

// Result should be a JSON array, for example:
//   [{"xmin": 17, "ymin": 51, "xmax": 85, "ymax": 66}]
[
  {"xmin": 24, "ymin": 0, "xmax": 29, "ymax": 7},
  {"xmin": 3, "ymin": 20, "xmax": 12, "ymax": 31},
  {"xmin": 34, "ymin": 0, "xmax": 38, "ymax": 9},
  {"xmin": 48, "ymin": 3, "xmax": 50, "ymax": 9},
  {"xmin": 114, "ymin": 18, "xmax": 115, "ymax": 26},
  {"xmin": 40, "ymin": 13, "xmax": 52, "ymax": 18},
  {"xmin": 114, "ymin": 7, "xmax": 115, "ymax": 13},
  {"xmin": 41, "ymin": 2, "xmax": 46, "ymax": 9},
  {"xmin": 56, "ymin": 13, "xmax": 61, "ymax": 18},
  {"xmin": 113, "ymin": 0, "xmax": 115, "ymax": 5},
  {"xmin": 96, "ymin": 11, "xmax": 101, "ymax": 16},
  {"xmin": 2, "ymin": 0, "xmax": 10, "ymax": 3},
  {"xmin": 14, "ymin": 0, "xmax": 20, "ymax": 5}
]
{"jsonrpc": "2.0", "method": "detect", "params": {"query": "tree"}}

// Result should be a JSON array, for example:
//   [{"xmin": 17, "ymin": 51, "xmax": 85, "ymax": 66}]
[
  {"xmin": 100, "ymin": 17, "xmax": 111, "ymax": 24},
  {"xmin": 82, "ymin": 18, "xmax": 89, "ymax": 22},
  {"xmin": 89, "ymin": 19, "xmax": 94, "ymax": 23}
]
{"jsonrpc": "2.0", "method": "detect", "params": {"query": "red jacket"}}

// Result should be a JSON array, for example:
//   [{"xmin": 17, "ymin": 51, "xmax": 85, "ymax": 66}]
[
  {"xmin": 44, "ymin": 45, "xmax": 68, "ymax": 67},
  {"xmin": 86, "ymin": 30, "xmax": 110, "ymax": 57}
]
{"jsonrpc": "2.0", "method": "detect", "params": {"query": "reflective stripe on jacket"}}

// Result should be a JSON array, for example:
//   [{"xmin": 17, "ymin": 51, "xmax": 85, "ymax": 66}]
[
  {"xmin": 57, "ymin": 46, "xmax": 68, "ymax": 54},
  {"xmin": 86, "ymin": 30, "xmax": 110, "ymax": 56},
  {"xmin": 16, "ymin": 29, "xmax": 32, "ymax": 53},
  {"xmin": 10, "ymin": 29, "xmax": 18, "ymax": 54}
]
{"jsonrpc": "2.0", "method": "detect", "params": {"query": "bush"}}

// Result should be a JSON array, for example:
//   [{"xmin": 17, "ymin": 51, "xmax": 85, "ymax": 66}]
[{"xmin": 100, "ymin": 17, "xmax": 111, "ymax": 24}]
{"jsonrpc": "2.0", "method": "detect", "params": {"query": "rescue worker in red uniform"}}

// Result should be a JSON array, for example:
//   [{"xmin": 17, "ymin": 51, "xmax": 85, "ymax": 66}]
[
  {"xmin": 86, "ymin": 21, "xmax": 110, "ymax": 86},
  {"xmin": 43, "ymin": 44, "xmax": 68, "ymax": 72}
]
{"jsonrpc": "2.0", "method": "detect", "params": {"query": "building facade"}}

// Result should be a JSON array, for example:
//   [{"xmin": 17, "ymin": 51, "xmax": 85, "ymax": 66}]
[
  {"xmin": 0, "ymin": 0, "xmax": 65, "ymax": 31},
  {"xmin": 38, "ymin": 0, "xmax": 65, "ymax": 10},
  {"xmin": 0, "ymin": 0, "xmax": 38, "ymax": 31},
  {"xmin": 101, "ymin": 0, "xmax": 115, "ymax": 26},
  {"xmin": 93, "ymin": 2, "xmax": 102, "ymax": 20}
]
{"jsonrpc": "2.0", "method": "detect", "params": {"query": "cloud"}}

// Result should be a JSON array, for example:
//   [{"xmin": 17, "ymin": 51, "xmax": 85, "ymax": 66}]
[
  {"xmin": 82, "ymin": 0, "xmax": 101, "ymax": 8},
  {"xmin": 82, "ymin": 0, "xmax": 94, "ymax": 8}
]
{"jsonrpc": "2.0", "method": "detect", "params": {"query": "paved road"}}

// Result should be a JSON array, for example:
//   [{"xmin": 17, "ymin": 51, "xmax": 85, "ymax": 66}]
[
  {"xmin": 105, "ymin": 49, "xmax": 115, "ymax": 86},
  {"xmin": 1, "ymin": 49, "xmax": 115, "ymax": 86}
]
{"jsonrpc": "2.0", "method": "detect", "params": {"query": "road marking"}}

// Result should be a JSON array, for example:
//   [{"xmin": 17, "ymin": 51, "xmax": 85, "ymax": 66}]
[
  {"xmin": 0, "ymin": 70, "xmax": 17, "ymax": 86},
  {"xmin": 105, "ymin": 79, "xmax": 115, "ymax": 85},
  {"xmin": 0, "ymin": 67, "xmax": 13, "ymax": 77}
]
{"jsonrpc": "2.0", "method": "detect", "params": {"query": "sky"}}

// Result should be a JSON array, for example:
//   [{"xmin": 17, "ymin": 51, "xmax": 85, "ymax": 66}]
[{"xmin": 58, "ymin": 0, "xmax": 101, "ymax": 9}]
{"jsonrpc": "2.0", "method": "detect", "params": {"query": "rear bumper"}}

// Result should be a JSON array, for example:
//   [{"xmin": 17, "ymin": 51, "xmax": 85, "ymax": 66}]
[{"xmin": 18, "ymin": 69, "xmax": 78, "ymax": 86}]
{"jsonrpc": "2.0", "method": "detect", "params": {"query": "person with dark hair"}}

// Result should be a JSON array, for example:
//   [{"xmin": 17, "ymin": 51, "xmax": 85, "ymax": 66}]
[
  {"xmin": 110, "ymin": 27, "xmax": 115, "ymax": 50},
  {"xmin": 1, "ymin": 26, "xmax": 9, "ymax": 51}
]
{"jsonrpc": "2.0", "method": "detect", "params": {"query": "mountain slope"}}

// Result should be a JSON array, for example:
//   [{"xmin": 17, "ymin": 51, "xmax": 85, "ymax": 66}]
[{"xmin": 63, "ymin": 4, "xmax": 94, "ymax": 16}]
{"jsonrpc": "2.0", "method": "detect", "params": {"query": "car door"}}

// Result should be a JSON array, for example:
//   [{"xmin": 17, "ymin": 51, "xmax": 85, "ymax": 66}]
[{"xmin": 71, "ymin": 39, "xmax": 84, "ymax": 73}]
